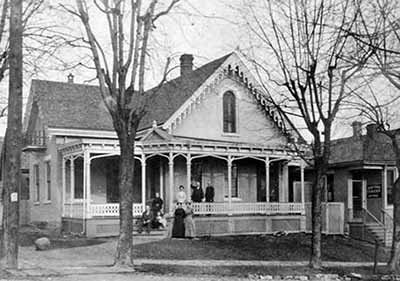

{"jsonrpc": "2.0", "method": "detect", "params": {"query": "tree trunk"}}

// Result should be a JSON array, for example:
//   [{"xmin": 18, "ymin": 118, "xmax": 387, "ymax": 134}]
[
  {"xmin": 114, "ymin": 122, "xmax": 137, "ymax": 267},
  {"xmin": 309, "ymin": 159, "xmax": 325, "ymax": 269},
  {"xmin": 1, "ymin": 0, "xmax": 23, "ymax": 269},
  {"xmin": 388, "ymin": 178, "xmax": 400, "ymax": 272},
  {"xmin": 388, "ymin": 139, "xmax": 400, "ymax": 273}
]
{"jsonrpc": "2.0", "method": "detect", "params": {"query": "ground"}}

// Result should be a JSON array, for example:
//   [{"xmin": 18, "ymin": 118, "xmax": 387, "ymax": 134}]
[
  {"xmin": 0, "ymin": 232, "xmax": 393, "ymax": 280},
  {"xmin": 132, "ymin": 233, "xmax": 388, "ymax": 262}
]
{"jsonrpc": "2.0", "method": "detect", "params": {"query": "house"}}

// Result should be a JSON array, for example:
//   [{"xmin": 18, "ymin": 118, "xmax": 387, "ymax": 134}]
[
  {"xmin": 22, "ymin": 52, "xmax": 322, "ymax": 237},
  {"xmin": 329, "ymin": 121, "xmax": 397, "ymax": 246}
]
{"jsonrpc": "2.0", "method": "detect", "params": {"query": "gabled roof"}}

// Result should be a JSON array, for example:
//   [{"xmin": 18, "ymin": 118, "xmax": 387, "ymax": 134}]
[{"xmin": 25, "ymin": 53, "xmax": 231, "ymax": 133}]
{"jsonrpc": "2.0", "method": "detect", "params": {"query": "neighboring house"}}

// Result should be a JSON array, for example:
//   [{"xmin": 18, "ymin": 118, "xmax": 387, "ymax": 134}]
[
  {"xmin": 22, "ymin": 52, "xmax": 321, "ymax": 237},
  {"xmin": 329, "ymin": 122, "xmax": 397, "ymax": 246}
]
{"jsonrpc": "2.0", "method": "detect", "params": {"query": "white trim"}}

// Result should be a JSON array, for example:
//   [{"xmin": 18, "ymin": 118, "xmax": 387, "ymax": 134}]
[
  {"xmin": 48, "ymin": 127, "xmax": 117, "ymax": 138},
  {"xmin": 45, "ymin": 160, "xmax": 51, "ymax": 202},
  {"xmin": 163, "ymin": 52, "xmax": 259, "ymax": 132}
]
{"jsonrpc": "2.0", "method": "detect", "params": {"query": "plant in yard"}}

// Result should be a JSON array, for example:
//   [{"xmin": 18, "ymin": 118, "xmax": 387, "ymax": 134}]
[
  {"xmin": 236, "ymin": 0, "xmax": 374, "ymax": 268},
  {"xmin": 344, "ymin": 0, "xmax": 400, "ymax": 272},
  {"xmin": 68, "ymin": 0, "xmax": 180, "ymax": 267}
]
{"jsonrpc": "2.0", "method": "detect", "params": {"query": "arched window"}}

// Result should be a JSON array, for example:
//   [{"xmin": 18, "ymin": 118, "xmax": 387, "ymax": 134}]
[{"xmin": 223, "ymin": 91, "xmax": 236, "ymax": 133}]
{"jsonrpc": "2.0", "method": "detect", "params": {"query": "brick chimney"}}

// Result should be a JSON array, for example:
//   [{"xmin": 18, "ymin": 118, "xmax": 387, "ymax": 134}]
[
  {"xmin": 366, "ymin": 123, "xmax": 378, "ymax": 137},
  {"xmin": 67, "ymin": 73, "xmax": 74, "ymax": 83},
  {"xmin": 180, "ymin": 54, "xmax": 193, "ymax": 77},
  {"xmin": 351, "ymin": 121, "xmax": 362, "ymax": 138}
]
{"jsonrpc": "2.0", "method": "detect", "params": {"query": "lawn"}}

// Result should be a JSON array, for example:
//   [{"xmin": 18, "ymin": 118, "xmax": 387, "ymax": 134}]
[{"xmin": 132, "ymin": 233, "xmax": 389, "ymax": 263}]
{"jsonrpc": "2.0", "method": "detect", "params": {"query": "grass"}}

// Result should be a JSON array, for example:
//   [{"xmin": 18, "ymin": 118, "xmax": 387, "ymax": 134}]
[
  {"xmin": 138, "ymin": 264, "xmax": 391, "ymax": 277},
  {"xmin": 132, "ymin": 233, "xmax": 389, "ymax": 262}
]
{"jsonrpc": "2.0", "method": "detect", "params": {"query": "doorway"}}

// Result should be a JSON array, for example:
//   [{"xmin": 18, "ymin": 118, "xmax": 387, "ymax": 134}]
[{"xmin": 352, "ymin": 180, "xmax": 364, "ymax": 221}]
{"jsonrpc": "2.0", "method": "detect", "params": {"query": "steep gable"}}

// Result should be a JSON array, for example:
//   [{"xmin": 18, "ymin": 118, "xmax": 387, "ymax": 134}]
[{"xmin": 165, "ymin": 52, "xmax": 302, "ymax": 146}]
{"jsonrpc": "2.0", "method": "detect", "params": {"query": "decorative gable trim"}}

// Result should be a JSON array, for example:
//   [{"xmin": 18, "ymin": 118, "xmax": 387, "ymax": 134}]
[{"xmin": 162, "ymin": 52, "xmax": 302, "ymax": 143}]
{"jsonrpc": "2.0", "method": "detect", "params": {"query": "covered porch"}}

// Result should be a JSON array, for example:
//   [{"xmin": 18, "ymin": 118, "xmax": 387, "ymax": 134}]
[{"xmin": 59, "ymin": 138, "xmax": 306, "ymax": 236}]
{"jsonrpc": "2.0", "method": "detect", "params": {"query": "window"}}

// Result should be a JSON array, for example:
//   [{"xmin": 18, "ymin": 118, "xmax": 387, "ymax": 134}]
[
  {"xmin": 46, "ymin": 162, "xmax": 51, "ymax": 201},
  {"xmin": 223, "ymin": 91, "xmax": 236, "ymax": 133},
  {"xmin": 327, "ymin": 174, "xmax": 334, "ymax": 202},
  {"xmin": 387, "ymin": 169, "xmax": 395, "ymax": 205},
  {"xmin": 34, "ymin": 164, "xmax": 40, "ymax": 202},
  {"xmin": 225, "ymin": 163, "xmax": 238, "ymax": 198},
  {"xmin": 74, "ymin": 158, "xmax": 83, "ymax": 199}
]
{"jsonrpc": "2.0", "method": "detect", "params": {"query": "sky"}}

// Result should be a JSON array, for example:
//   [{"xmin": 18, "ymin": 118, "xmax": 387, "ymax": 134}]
[
  {"xmin": 0, "ymin": 0, "xmax": 387, "ymax": 140},
  {"xmin": 0, "ymin": 0, "xmax": 245, "ymax": 136}
]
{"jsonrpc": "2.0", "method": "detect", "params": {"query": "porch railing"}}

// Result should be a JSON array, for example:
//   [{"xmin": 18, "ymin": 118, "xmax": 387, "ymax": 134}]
[
  {"xmin": 64, "ymin": 203, "xmax": 144, "ymax": 218},
  {"xmin": 192, "ymin": 202, "xmax": 305, "ymax": 215}
]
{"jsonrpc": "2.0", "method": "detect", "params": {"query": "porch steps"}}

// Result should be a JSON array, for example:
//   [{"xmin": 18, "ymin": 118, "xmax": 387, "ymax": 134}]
[
  {"xmin": 132, "ymin": 228, "xmax": 168, "ymax": 238},
  {"xmin": 365, "ymin": 223, "xmax": 392, "ymax": 247}
]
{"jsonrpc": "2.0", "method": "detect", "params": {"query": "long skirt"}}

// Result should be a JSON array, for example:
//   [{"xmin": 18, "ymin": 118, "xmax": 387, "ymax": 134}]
[
  {"xmin": 172, "ymin": 216, "xmax": 185, "ymax": 238},
  {"xmin": 184, "ymin": 215, "xmax": 196, "ymax": 238}
]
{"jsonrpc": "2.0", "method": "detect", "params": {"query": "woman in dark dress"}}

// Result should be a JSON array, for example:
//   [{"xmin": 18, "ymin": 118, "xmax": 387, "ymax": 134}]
[{"xmin": 172, "ymin": 202, "xmax": 186, "ymax": 238}]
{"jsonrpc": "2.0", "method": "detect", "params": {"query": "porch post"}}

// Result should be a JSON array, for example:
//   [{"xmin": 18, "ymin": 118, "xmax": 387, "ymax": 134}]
[
  {"xmin": 70, "ymin": 157, "xmax": 75, "ymax": 218},
  {"xmin": 141, "ymin": 154, "xmax": 147, "ymax": 210},
  {"xmin": 82, "ymin": 153, "xmax": 88, "ymax": 229},
  {"xmin": 169, "ymin": 152, "xmax": 174, "ymax": 213},
  {"xmin": 186, "ymin": 154, "xmax": 191, "ymax": 200},
  {"xmin": 159, "ymin": 158, "xmax": 164, "ymax": 199},
  {"xmin": 300, "ymin": 162, "xmax": 305, "ymax": 203},
  {"xmin": 279, "ymin": 162, "xmax": 289, "ymax": 202},
  {"xmin": 227, "ymin": 155, "xmax": 232, "ymax": 215},
  {"xmin": 265, "ymin": 157, "xmax": 270, "ymax": 202},
  {"xmin": 382, "ymin": 165, "xmax": 387, "ymax": 211},
  {"xmin": 62, "ymin": 157, "xmax": 66, "ymax": 217},
  {"xmin": 84, "ymin": 150, "xmax": 91, "ymax": 219}
]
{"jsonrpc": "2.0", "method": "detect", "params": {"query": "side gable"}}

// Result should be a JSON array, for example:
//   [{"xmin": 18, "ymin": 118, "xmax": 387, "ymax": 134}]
[{"xmin": 165, "ymin": 52, "xmax": 302, "ymax": 146}]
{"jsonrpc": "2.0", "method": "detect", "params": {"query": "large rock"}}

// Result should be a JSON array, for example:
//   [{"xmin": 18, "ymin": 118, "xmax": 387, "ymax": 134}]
[{"xmin": 34, "ymin": 237, "xmax": 51, "ymax": 251}]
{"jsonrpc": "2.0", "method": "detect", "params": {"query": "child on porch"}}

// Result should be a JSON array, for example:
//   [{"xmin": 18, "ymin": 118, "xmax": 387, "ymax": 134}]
[{"xmin": 137, "ymin": 205, "xmax": 153, "ymax": 234}]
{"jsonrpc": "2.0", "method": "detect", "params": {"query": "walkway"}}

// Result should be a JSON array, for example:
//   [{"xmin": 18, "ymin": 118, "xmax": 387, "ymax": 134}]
[{"xmin": 6, "ymin": 235, "xmax": 386, "ymax": 279}]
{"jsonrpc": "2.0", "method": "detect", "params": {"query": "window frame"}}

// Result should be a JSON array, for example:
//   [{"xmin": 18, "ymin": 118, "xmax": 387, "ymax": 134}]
[
  {"xmin": 45, "ymin": 161, "xmax": 51, "ymax": 203},
  {"xmin": 387, "ymin": 168, "xmax": 396, "ymax": 206},
  {"xmin": 33, "ymin": 164, "xmax": 40, "ymax": 204},
  {"xmin": 222, "ymin": 91, "xmax": 238, "ymax": 134}
]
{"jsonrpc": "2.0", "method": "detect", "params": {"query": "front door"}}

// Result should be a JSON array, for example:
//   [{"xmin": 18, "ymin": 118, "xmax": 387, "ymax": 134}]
[{"xmin": 352, "ymin": 180, "xmax": 364, "ymax": 220}]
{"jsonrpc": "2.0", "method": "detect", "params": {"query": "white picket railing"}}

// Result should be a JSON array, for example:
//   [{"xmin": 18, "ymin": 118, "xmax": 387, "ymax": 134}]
[
  {"xmin": 64, "ymin": 202, "xmax": 304, "ymax": 218},
  {"xmin": 64, "ymin": 203, "xmax": 144, "ymax": 218},
  {"xmin": 192, "ymin": 202, "xmax": 305, "ymax": 215}
]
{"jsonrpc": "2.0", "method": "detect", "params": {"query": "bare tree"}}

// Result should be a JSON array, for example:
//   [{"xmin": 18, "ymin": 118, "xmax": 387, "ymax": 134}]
[
  {"xmin": 68, "ymin": 0, "xmax": 179, "ymax": 267},
  {"xmin": 346, "ymin": 0, "xmax": 400, "ymax": 272},
  {"xmin": 238, "ymin": 0, "xmax": 373, "ymax": 268}
]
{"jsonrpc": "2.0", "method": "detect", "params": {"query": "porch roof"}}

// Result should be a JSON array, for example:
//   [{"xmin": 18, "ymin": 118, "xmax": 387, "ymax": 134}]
[{"xmin": 58, "ymin": 136, "xmax": 301, "ymax": 160}]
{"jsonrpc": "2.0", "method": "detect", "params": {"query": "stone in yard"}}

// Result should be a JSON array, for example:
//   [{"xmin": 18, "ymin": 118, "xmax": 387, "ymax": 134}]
[{"xmin": 34, "ymin": 237, "xmax": 50, "ymax": 250}]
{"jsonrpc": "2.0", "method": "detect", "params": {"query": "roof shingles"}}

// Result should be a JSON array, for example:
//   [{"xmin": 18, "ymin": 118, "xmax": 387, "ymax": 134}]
[{"xmin": 30, "ymin": 53, "xmax": 231, "ymax": 132}]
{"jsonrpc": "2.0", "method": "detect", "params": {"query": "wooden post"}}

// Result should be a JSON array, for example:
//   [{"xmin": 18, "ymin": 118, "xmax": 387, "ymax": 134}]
[
  {"xmin": 228, "ymin": 156, "xmax": 232, "ymax": 215},
  {"xmin": 186, "ymin": 154, "xmax": 191, "ymax": 200},
  {"xmin": 62, "ymin": 157, "xmax": 66, "ymax": 217},
  {"xmin": 265, "ymin": 157, "xmax": 270, "ymax": 203},
  {"xmin": 141, "ymin": 154, "xmax": 146, "ymax": 210},
  {"xmin": 70, "ymin": 158, "xmax": 75, "ymax": 218},
  {"xmin": 159, "ymin": 158, "xmax": 164, "ymax": 200},
  {"xmin": 169, "ymin": 152, "xmax": 174, "ymax": 213},
  {"xmin": 3, "ymin": 0, "xmax": 23, "ymax": 267},
  {"xmin": 85, "ymin": 150, "xmax": 91, "ymax": 219}
]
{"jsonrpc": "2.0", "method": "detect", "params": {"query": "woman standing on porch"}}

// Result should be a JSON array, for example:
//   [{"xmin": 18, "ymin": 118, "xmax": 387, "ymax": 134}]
[
  {"xmin": 172, "ymin": 202, "xmax": 186, "ymax": 238},
  {"xmin": 184, "ymin": 201, "xmax": 196, "ymax": 239},
  {"xmin": 176, "ymin": 185, "xmax": 187, "ymax": 203}
]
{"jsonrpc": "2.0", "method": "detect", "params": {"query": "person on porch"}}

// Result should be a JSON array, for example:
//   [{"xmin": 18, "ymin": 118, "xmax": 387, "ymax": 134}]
[
  {"xmin": 205, "ymin": 181, "xmax": 215, "ymax": 202},
  {"xmin": 191, "ymin": 181, "xmax": 204, "ymax": 203},
  {"xmin": 172, "ymin": 202, "xmax": 186, "ymax": 238},
  {"xmin": 152, "ymin": 192, "xmax": 163, "ymax": 214},
  {"xmin": 176, "ymin": 185, "xmax": 187, "ymax": 203},
  {"xmin": 184, "ymin": 201, "xmax": 196, "ymax": 239},
  {"xmin": 137, "ymin": 205, "xmax": 153, "ymax": 234}
]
